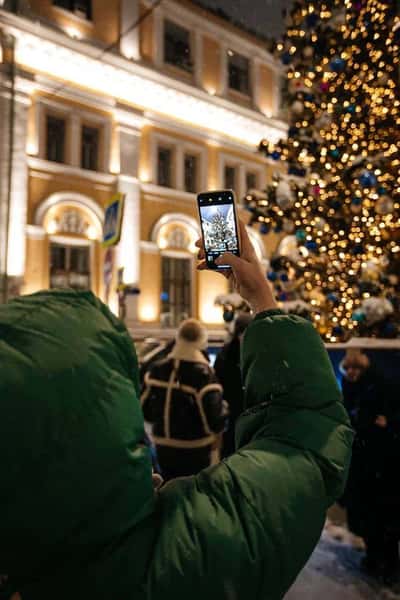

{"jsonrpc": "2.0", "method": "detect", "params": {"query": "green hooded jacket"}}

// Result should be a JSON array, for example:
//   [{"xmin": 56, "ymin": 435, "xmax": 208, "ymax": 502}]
[{"xmin": 0, "ymin": 290, "xmax": 353, "ymax": 600}]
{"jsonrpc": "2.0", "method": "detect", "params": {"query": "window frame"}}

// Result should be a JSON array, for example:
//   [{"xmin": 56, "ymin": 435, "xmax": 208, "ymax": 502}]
[
  {"xmin": 163, "ymin": 18, "xmax": 194, "ymax": 74},
  {"xmin": 157, "ymin": 145, "xmax": 175, "ymax": 188},
  {"xmin": 183, "ymin": 152, "xmax": 199, "ymax": 194},
  {"xmin": 53, "ymin": 0, "xmax": 92, "ymax": 21},
  {"xmin": 80, "ymin": 123, "xmax": 101, "ymax": 172},
  {"xmin": 45, "ymin": 113, "xmax": 67, "ymax": 164},
  {"xmin": 227, "ymin": 49, "xmax": 252, "ymax": 98}
]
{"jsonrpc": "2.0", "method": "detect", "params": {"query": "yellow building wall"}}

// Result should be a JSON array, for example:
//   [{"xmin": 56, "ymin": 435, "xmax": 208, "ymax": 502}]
[
  {"xmin": 258, "ymin": 65, "xmax": 276, "ymax": 117},
  {"xmin": 197, "ymin": 269, "xmax": 227, "ymax": 326},
  {"xmin": 202, "ymin": 36, "xmax": 222, "ymax": 96},
  {"xmin": 28, "ymin": 0, "xmax": 119, "ymax": 46},
  {"xmin": 24, "ymin": 237, "xmax": 49, "ymax": 294},
  {"xmin": 139, "ymin": 250, "xmax": 161, "ymax": 322},
  {"xmin": 28, "ymin": 173, "xmax": 113, "ymax": 223},
  {"xmin": 139, "ymin": 2, "xmax": 155, "ymax": 63}
]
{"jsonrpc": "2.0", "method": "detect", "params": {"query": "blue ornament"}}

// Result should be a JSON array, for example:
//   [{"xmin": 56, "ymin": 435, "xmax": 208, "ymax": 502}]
[
  {"xmin": 161, "ymin": 291, "xmax": 169, "ymax": 302},
  {"xmin": 351, "ymin": 197, "xmax": 362, "ymax": 206},
  {"xmin": 306, "ymin": 13, "xmax": 318, "ymax": 27},
  {"xmin": 274, "ymin": 224, "xmax": 283, "ymax": 234},
  {"xmin": 267, "ymin": 271, "xmax": 278, "ymax": 282},
  {"xmin": 332, "ymin": 326, "xmax": 344, "ymax": 336},
  {"xmin": 289, "ymin": 166, "xmax": 306, "ymax": 177},
  {"xmin": 280, "ymin": 273, "xmax": 289, "ymax": 282},
  {"xmin": 327, "ymin": 293, "xmax": 339, "ymax": 304},
  {"xmin": 305, "ymin": 240, "xmax": 318, "ymax": 252},
  {"xmin": 271, "ymin": 151, "xmax": 281, "ymax": 160},
  {"xmin": 278, "ymin": 292, "xmax": 288, "ymax": 302},
  {"xmin": 330, "ymin": 57, "xmax": 346, "ymax": 72},
  {"xmin": 259, "ymin": 222, "xmax": 270, "ymax": 235},
  {"xmin": 345, "ymin": 104, "xmax": 356, "ymax": 114},
  {"xmin": 382, "ymin": 322, "xmax": 396, "ymax": 336},
  {"xmin": 378, "ymin": 186, "xmax": 387, "ymax": 196},
  {"xmin": 304, "ymin": 93, "xmax": 314, "ymax": 101},
  {"xmin": 296, "ymin": 229, "xmax": 306, "ymax": 242},
  {"xmin": 352, "ymin": 244, "xmax": 364, "ymax": 255},
  {"xmin": 359, "ymin": 170, "xmax": 377, "ymax": 188},
  {"xmin": 351, "ymin": 311, "xmax": 365, "ymax": 322},
  {"xmin": 330, "ymin": 149, "xmax": 340, "ymax": 159},
  {"xmin": 281, "ymin": 52, "xmax": 292, "ymax": 65}
]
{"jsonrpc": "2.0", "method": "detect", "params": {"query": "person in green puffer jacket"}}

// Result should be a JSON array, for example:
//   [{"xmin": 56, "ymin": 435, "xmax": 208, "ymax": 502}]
[{"xmin": 0, "ymin": 221, "xmax": 353, "ymax": 600}]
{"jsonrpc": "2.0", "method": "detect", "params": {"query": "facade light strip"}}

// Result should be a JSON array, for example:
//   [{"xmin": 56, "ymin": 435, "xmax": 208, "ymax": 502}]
[{"xmin": 14, "ymin": 30, "xmax": 285, "ymax": 148}]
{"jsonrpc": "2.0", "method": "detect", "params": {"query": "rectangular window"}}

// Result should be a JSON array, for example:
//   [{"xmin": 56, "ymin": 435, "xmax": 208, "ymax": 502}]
[
  {"xmin": 184, "ymin": 154, "xmax": 198, "ymax": 193},
  {"xmin": 228, "ymin": 50, "xmax": 250, "ymax": 95},
  {"xmin": 246, "ymin": 171, "xmax": 258, "ymax": 191},
  {"xmin": 50, "ymin": 243, "xmax": 90, "ymax": 290},
  {"xmin": 46, "ymin": 115, "xmax": 66, "ymax": 164},
  {"xmin": 53, "ymin": 0, "xmax": 92, "ymax": 20},
  {"xmin": 224, "ymin": 165, "xmax": 236, "ymax": 191},
  {"xmin": 164, "ymin": 19, "xmax": 193, "ymax": 73},
  {"xmin": 81, "ymin": 125, "xmax": 99, "ymax": 171},
  {"xmin": 161, "ymin": 256, "xmax": 192, "ymax": 327},
  {"xmin": 157, "ymin": 147, "xmax": 173, "ymax": 187}
]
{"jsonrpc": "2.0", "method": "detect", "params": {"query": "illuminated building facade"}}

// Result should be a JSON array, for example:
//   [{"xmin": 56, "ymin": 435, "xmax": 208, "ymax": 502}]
[{"xmin": 0, "ymin": 0, "xmax": 286, "ymax": 331}]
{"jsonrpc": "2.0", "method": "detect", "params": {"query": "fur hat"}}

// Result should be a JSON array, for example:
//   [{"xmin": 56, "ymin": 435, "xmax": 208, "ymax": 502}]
[{"xmin": 176, "ymin": 319, "xmax": 208, "ymax": 350}]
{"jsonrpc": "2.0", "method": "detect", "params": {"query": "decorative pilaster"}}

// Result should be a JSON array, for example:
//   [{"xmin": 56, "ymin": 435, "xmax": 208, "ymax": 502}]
[{"xmin": 0, "ymin": 31, "xmax": 30, "ymax": 301}]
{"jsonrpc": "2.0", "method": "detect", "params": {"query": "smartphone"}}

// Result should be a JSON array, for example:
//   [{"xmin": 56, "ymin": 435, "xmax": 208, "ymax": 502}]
[{"xmin": 197, "ymin": 189, "xmax": 240, "ymax": 270}]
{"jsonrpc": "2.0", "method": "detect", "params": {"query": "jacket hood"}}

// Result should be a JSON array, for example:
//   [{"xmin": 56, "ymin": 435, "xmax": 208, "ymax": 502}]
[{"xmin": 0, "ymin": 290, "xmax": 154, "ymax": 584}]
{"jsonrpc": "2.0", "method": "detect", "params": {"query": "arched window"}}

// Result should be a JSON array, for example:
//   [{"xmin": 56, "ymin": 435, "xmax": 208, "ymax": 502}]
[
  {"xmin": 35, "ymin": 192, "xmax": 103, "ymax": 292},
  {"xmin": 151, "ymin": 213, "xmax": 199, "ymax": 328}
]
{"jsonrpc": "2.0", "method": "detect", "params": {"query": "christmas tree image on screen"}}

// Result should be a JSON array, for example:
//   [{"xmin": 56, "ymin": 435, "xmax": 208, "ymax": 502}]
[{"xmin": 200, "ymin": 204, "xmax": 237, "ymax": 252}]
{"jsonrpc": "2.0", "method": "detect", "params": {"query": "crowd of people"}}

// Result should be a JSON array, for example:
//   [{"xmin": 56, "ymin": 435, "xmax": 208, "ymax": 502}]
[{"xmin": 140, "ymin": 316, "xmax": 400, "ymax": 586}]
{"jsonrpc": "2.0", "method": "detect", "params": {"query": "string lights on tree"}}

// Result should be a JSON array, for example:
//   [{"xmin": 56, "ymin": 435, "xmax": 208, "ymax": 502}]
[{"xmin": 245, "ymin": 0, "xmax": 400, "ymax": 341}]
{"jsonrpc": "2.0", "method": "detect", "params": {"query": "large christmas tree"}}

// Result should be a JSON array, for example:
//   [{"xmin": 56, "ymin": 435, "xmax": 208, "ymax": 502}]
[{"xmin": 245, "ymin": 0, "xmax": 400, "ymax": 341}]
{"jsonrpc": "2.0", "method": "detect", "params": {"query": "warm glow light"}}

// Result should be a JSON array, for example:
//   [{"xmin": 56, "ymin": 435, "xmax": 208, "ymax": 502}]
[
  {"xmin": 64, "ymin": 26, "xmax": 82, "ymax": 40},
  {"xmin": 87, "ymin": 225, "xmax": 98, "ymax": 240},
  {"xmin": 46, "ymin": 219, "xmax": 58, "ymax": 235},
  {"xmin": 14, "ymin": 32, "xmax": 285, "ymax": 147},
  {"xmin": 200, "ymin": 302, "xmax": 224, "ymax": 325},
  {"xmin": 139, "ymin": 303, "xmax": 158, "ymax": 322},
  {"xmin": 139, "ymin": 169, "xmax": 151, "ymax": 183}
]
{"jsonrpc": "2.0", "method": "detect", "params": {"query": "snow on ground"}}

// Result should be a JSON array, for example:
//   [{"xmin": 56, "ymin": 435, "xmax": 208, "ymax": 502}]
[{"xmin": 285, "ymin": 521, "xmax": 400, "ymax": 600}]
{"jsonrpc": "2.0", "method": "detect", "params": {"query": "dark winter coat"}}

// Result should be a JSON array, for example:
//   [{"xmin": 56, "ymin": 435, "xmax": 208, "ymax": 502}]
[
  {"xmin": 0, "ymin": 292, "xmax": 353, "ymax": 600},
  {"xmin": 342, "ymin": 368, "xmax": 400, "ymax": 536},
  {"xmin": 214, "ymin": 336, "xmax": 244, "ymax": 456},
  {"xmin": 141, "ymin": 350, "xmax": 225, "ymax": 479}
]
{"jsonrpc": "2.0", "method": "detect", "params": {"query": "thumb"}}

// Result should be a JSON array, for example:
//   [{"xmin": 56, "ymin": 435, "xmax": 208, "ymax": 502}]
[{"xmin": 216, "ymin": 253, "xmax": 248, "ymax": 276}]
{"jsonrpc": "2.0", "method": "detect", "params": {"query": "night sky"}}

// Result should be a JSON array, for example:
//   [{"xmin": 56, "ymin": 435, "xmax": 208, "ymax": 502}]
[{"xmin": 196, "ymin": 0, "xmax": 293, "ymax": 40}]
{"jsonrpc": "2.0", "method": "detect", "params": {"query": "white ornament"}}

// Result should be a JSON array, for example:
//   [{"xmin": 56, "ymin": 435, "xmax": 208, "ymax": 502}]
[
  {"xmin": 276, "ymin": 180, "xmax": 294, "ymax": 210},
  {"xmin": 280, "ymin": 300, "xmax": 313, "ymax": 315},
  {"xmin": 361, "ymin": 297, "xmax": 394, "ymax": 325},
  {"xmin": 277, "ymin": 235, "xmax": 303, "ymax": 262},
  {"xmin": 291, "ymin": 100, "xmax": 304, "ymax": 115},
  {"xmin": 375, "ymin": 195, "xmax": 394, "ymax": 215}
]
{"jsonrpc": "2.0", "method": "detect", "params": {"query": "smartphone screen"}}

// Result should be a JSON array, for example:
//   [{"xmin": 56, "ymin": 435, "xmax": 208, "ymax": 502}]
[{"xmin": 197, "ymin": 190, "xmax": 240, "ymax": 270}]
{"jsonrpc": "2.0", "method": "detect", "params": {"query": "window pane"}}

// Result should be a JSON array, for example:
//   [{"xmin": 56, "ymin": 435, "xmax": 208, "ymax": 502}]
[
  {"xmin": 164, "ymin": 20, "xmax": 193, "ymax": 72},
  {"xmin": 46, "ymin": 115, "xmax": 66, "ymax": 163},
  {"xmin": 228, "ymin": 51, "xmax": 250, "ymax": 95},
  {"xmin": 157, "ymin": 147, "xmax": 172, "ymax": 187},
  {"xmin": 53, "ymin": 0, "xmax": 92, "ymax": 19},
  {"xmin": 81, "ymin": 125, "xmax": 99, "ymax": 171},
  {"xmin": 161, "ymin": 256, "xmax": 192, "ymax": 327},
  {"xmin": 69, "ymin": 247, "xmax": 89, "ymax": 274},
  {"xmin": 184, "ymin": 154, "xmax": 197, "ymax": 193},
  {"xmin": 246, "ymin": 172, "xmax": 257, "ymax": 191},
  {"xmin": 224, "ymin": 165, "xmax": 236, "ymax": 191}
]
